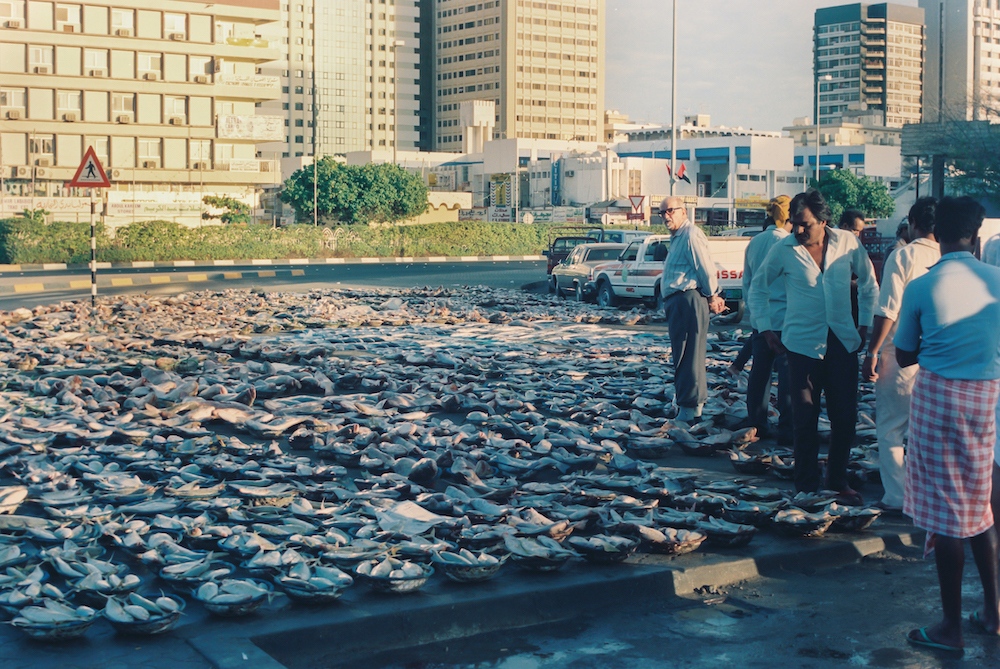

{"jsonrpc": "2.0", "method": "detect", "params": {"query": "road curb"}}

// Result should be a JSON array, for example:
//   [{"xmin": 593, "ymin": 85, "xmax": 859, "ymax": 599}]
[
  {"xmin": 0, "ymin": 255, "xmax": 545, "ymax": 273},
  {"xmin": 191, "ymin": 528, "xmax": 922, "ymax": 669}
]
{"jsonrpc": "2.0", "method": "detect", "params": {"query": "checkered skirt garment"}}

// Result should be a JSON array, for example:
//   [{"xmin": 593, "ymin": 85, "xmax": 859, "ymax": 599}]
[{"xmin": 904, "ymin": 369, "xmax": 1000, "ymax": 538}]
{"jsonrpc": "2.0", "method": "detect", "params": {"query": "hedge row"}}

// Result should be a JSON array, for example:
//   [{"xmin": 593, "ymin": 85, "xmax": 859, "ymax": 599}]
[{"xmin": 0, "ymin": 218, "xmax": 673, "ymax": 264}]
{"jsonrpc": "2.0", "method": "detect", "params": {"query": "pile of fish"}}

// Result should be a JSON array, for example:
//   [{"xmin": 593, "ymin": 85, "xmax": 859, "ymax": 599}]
[{"xmin": 0, "ymin": 286, "xmax": 888, "ymax": 637}]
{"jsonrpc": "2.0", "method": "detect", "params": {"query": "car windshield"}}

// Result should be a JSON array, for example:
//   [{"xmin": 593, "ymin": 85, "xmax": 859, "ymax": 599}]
[{"xmin": 584, "ymin": 248, "xmax": 624, "ymax": 261}]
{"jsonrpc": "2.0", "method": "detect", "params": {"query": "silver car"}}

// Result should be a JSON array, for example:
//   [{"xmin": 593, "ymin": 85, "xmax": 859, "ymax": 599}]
[{"xmin": 550, "ymin": 243, "xmax": 628, "ymax": 301}]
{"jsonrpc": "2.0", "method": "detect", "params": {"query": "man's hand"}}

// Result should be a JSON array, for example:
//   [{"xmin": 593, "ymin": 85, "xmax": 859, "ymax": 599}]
[
  {"xmin": 856, "ymin": 326, "xmax": 868, "ymax": 353},
  {"xmin": 861, "ymin": 353, "xmax": 879, "ymax": 383},
  {"xmin": 763, "ymin": 330, "xmax": 786, "ymax": 354},
  {"xmin": 708, "ymin": 295, "xmax": 727, "ymax": 314}
]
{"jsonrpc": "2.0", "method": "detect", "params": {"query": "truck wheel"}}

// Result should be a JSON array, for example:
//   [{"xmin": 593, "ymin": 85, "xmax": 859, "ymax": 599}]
[
  {"xmin": 597, "ymin": 282, "xmax": 617, "ymax": 308},
  {"xmin": 574, "ymin": 282, "xmax": 584, "ymax": 302}
]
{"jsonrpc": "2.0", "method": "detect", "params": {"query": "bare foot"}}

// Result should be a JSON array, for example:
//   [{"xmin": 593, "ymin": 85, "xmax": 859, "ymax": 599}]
[{"xmin": 907, "ymin": 622, "xmax": 964, "ymax": 651}]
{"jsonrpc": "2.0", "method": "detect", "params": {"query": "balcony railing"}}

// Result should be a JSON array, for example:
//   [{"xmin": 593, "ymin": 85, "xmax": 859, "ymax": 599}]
[{"xmin": 215, "ymin": 73, "xmax": 280, "ymax": 88}]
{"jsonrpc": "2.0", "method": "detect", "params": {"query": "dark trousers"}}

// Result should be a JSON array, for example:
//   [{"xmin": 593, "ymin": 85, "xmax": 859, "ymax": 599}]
[
  {"xmin": 733, "ymin": 336, "xmax": 753, "ymax": 370},
  {"xmin": 746, "ymin": 330, "xmax": 792, "ymax": 437},
  {"xmin": 665, "ymin": 289, "xmax": 709, "ymax": 408},
  {"xmin": 787, "ymin": 330, "xmax": 858, "ymax": 492}
]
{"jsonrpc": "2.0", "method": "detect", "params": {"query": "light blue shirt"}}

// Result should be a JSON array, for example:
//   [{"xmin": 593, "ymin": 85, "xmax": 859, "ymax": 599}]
[
  {"xmin": 748, "ymin": 227, "xmax": 878, "ymax": 359},
  {"xmin": 661, "ymin": 221, "xmax": 718, "ymax": 298},
  {"xmin": 743, "ymin": 226, "xmax": 790, "ymax": 331},
  {"xmin": 894, "ymin": 252, "xmax": 1000, "ymax": 380}
]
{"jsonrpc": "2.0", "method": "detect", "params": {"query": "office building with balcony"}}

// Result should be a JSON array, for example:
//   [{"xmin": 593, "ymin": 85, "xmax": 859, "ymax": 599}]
[
  {"xmin": 0, "ymin": 0, "xmax": 282, "ymax": 225},
  {"xmin": 814, "ymin": 3, "xmax": 924, "ymax": 129},
  {"xmin": 920, "ymin": 0, "xmax": 1000, "ymax": 121},
  {"xmin": 256, "ymin": 0, "xmax": 424, "ymax": 175},
  {"xmin": 431, "ymin": 0, "xmax": 604, "ymax": 152}
]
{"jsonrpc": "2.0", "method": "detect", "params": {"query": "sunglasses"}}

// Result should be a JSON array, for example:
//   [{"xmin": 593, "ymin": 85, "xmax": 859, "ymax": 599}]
[{"xmin": 659, "ymin": 207, "xmax": 684, "ymax": 215}]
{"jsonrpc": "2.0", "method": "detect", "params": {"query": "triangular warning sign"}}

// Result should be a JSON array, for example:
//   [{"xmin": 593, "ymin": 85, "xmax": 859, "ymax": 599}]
[
  {"xmin": 628, "ymin": 195, "xmax": 645, "ymax": 212},
  {"xmin": 68, "ymin": 146, "xmax": 111, "ymax": 188}
]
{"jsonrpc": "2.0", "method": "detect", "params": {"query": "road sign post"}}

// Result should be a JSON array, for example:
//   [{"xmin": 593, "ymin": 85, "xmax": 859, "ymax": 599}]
[{"xmin": 68, "ymin": 147, "xmax": 111, "ymax": 308}]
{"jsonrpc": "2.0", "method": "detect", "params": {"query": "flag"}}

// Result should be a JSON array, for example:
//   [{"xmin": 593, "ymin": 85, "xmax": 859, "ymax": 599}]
[
  {"xmin": 677, "ymin": 162, "xmax": 691, "ymax": 184},
  {"xmin": 666, "ymin": 162, "xmax": 692, "ymax": 184}
]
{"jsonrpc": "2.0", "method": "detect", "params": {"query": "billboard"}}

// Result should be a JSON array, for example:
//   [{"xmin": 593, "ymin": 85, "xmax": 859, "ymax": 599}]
[
  {"xmin": 550, "ymin": 159, "xmax": 561, "ymax": 207},
  {"xmin": 489, "ymin": 173, "xmax": 515, "ymax": 222}
]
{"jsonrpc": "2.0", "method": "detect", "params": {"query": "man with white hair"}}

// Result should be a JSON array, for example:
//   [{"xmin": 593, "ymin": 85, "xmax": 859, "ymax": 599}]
[{"xmin": 658, "ymin": 196, "xmax": 726, "ymax": 423}]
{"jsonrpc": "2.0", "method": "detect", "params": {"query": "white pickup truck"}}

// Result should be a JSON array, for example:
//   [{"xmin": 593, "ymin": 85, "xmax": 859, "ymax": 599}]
[{"xmin": 584, "ymin": 233, "xmax": 750, "ymax": 317}]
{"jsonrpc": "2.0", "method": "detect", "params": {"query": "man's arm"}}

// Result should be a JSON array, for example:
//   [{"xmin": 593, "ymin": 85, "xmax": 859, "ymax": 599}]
[
  {"xmin": 688, "ymin": 229, "xmax": 719, "ymax": 298},
  {"xmin": 861, "ymin": 315, "xmax": 894, "ymax": 382},
  {"xmin": 852, "ymin": 237, "xmax": 879, "ymax": 351},
  {"xmin": 892, "ymin": 282, "xmax": 922, "ymax": 369}
]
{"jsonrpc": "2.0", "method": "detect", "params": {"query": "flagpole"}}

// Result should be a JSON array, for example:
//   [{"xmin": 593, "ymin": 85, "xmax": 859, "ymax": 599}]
[{"xmin": 669, "ymin": 0, "xmax": 677, "ymax": 197}]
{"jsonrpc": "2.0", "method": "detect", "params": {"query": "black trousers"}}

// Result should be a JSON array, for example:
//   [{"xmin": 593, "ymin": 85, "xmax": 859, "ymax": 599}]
[
  {"xmin": 746, "ymin": 330, "xmax": 792, "ymax": 437},
  {"xmin": 786, "ymin": 330, "xmax": 858, "ymax": 492},
  {"xmin": 665, "ymin": 289, "xmax": 709, "ymax": 408}
]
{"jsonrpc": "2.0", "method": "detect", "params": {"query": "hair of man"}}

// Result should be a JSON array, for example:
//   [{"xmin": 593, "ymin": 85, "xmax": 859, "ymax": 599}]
[
  {"xmin": 789, "ymin": 189, "xmax": 833, "ymax": 226},
  {"xmin": 933, "ymin": 195, "xmax": 985, "ymax": 244},
  {"xmin": 838, "ymin": 209, "xmax": 866, "ymax": 231},
  {"xmin": 907, "ymin": 197, "xmax": 937, "ymax": 234}
]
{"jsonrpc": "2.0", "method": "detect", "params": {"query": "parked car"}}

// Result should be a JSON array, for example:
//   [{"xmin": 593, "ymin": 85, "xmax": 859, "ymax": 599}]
[
  {"xmin": 543, "ymin": 235, "xmax": 594, "ymax": 274},
  {"xmin": 587, "ymin": 228, "xmax": 654, "ymax": 245},
  {"xmin": 549, "ymin": 242, "xmax": 628, "ymax": 301}
]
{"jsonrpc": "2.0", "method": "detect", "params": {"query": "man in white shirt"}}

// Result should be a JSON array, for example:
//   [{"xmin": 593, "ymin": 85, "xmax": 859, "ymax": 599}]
[
  {"xmin": 659, "ymin": 196, "xmax": 727, "ymax": 423},
  {"xmin": 894, "ymin": 196, "xmax": 1000, "ymax": 651},
  {"xmin": 861, "ymin": 197, "xmax": 939, "ymax": 514},
  {"xmin": 741, "ymin": 195, "xmax": 793, "ymax": 443},
  {"xmin": 748, "ymin": 190, "xmax": 878, "ymax": 503}
]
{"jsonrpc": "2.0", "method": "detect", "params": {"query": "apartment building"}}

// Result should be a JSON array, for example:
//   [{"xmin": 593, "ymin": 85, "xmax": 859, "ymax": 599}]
[
  {"xmin": 432, "ymin": 0, "xmax": 604, "ymax": 152},
  {"xmin": 0, "ymin": 0, "xmax": 281, "ymax": 224},
  {"xmin": 815, "ymin": 3, "xmax": 924, "ymax": 128},
  {"xmin": 920, "ymin": 0, "xmax": 1000, "ymax": 121},
  {"xmin": 256, "ymin": 0, "xmax": 423, "ymax": 167}
]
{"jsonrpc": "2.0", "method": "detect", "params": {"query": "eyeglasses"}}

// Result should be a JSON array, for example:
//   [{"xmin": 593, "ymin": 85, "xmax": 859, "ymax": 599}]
[{"xmin": 659, "ymin": 207, "xmax": 684, "ymax": 215}]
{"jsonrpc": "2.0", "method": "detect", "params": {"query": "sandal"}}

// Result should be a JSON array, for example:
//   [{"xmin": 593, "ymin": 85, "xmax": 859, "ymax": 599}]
[
  {"xmin": 906, "ymin": 627, "xmax": 964, "ymax": 653},
  {"xmin": 969, "ymin": 610, "xmax": 1000, "ymax": 636}
]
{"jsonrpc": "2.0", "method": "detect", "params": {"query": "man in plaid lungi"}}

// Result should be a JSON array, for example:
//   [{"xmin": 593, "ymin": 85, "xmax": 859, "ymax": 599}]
[{"xmin": 895, "ymin": 196, "xmax": 1000, "ymax": 652}]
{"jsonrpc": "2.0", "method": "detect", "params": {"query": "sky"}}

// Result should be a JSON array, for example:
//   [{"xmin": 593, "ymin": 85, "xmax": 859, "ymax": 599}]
[{"xmin": 605, "ymin": 0, "xmax": 919, "ymax": 132}]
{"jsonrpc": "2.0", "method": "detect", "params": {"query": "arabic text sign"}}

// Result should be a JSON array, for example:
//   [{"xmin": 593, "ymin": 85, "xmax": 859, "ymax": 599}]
[{"xmin": 216, "ymin": 115, "xmax": 285, "ymax": 141}]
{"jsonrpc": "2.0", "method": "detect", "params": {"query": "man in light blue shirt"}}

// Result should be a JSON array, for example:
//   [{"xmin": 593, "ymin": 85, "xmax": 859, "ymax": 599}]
[
  {"xmin": 893, "ymin": 196, "xmax": 1000, "ymax": 652},
  {"xmin": 741, "ymin": 195, "xmax": 793, "ymax": 443},
  {"xmin": 659, "ymin": 196, "xmax": 726, "ymax": 422}
]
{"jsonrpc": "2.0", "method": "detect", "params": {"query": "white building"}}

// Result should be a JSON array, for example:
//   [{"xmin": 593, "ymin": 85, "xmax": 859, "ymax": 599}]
[{"xmin": 920, "ymin": 0, "xmax": 1000, "ymax": 121}]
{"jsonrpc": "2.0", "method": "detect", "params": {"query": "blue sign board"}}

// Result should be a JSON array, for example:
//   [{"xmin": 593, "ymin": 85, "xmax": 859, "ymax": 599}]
[{"xmin": 550, "ymin": 159, "xmax": 561, "ymax": 207}]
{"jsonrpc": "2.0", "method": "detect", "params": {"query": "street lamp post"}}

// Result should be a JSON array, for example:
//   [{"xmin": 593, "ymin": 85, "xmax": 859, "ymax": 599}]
[
  {"xmin": 815, "ymin": 74, "xmax": 832, "ymax": 184},
  {"xmin": 393, "ymin": 39, "xmax": 405, "ymax": 165},
  {"xmin": 669, "ymin": 0, "xmax": 677, "ymax": 197}
]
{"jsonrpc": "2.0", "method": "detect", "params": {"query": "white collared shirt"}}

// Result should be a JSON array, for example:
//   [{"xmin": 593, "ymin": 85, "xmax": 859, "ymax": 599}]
[
  {"xmin": 661, "ymin": 221, "xmax": 718, "ymax": 298},
  {"xmin": 742, "ymin": 226, "xmax": 790, "ymax": 331},
  {"xmin": 748, "ymin": 226, "xmax": 879, "ymax": 359},
  {"xmin": 876, "ymin": 237, "xmax": 940, "ymax": 325}
]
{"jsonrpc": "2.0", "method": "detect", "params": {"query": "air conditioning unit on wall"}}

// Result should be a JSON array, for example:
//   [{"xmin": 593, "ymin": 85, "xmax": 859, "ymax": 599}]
[
  {"xmin": 62, "ymin": 112, "xmax": 77, "ymax": 121},
  {"xmin": 115, "ymin": 28, "xmax": 131, "ymax": 36},
  {"xmin": 117, "ymin": 115, "xmax": 132, "ymax": 123},
  {"xmin": 6, "ymin": 110, "xmax": 20, "ymax": 119},
  {"xmin": 192, "ymin": 162, "xmax": 208, "ymax": 170},
  {"xmin": 14, "ymin": 166, "xmax": 29, "ymax": 178},
  {"xmin": 5, "ymin": 19, "xmax": 21, "ymax": 28},
  {"xmin": 168, "ymin": 116, "xmax": 185, "ymax": 125},
  {"xmin": 142, "ymin": 161, "xmax": 158, "ymax": 169},
  {"xmin": 143, "ymin": 72, "xmax": 158, "ymax": 81},
  {"xmin": 194, "ymin": 75, "xmax": 209, "ymax": 84}
]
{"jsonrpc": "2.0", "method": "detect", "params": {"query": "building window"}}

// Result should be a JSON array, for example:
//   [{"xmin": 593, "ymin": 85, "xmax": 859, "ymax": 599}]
[
  {"xmin": 0, "ymin": 1, "xmax": 25, "ymax": 21},
  {"xmin": 138, "ymin": 53, "xmax": 161, "ymax": 78},
  {"xmin": 29, "ymin": 45, "xmax": 54, "ymax": 72},
  {"xmin": 84, "ymin": 49, "xmax": 108, "ymax": 72},
  {"xmin": 0, "ymin": 87, "xmax": 26, "ymax": 113},
  {"xmin": 55, "ymin": 3, "xmax": 81, "ymax": 32},
  {"xmin": 29, "ymin": 135, "xmax": 55, "ymax": 161},
  {"xmin": 189, "ymin": 55, "xmax": 211, "ymax": 78},
  {"xmin": 112, "ymin": 92, "xmax": 135, "ymax": 118},
  {"xmin": 56, "ymin": 90, "xmax": 82, "ymax": 112},
  {"xmin": 295, "ymin": 135, "xmax": 304, "ymax": 143},
  {"xmin": 111, "ymin": 8, "xmax": 133, "ymax": 32},
  {"xmin": 139, "ymin": 138, "xmax": 161, "ymax": 162},
  {"xmin": 190, "ymin": 139, "xmax": 211, "ymax": 167},
  {"xmin": 164, "ymin": 96, "xmax": 186, "ymax": 122},
  {"xmin": 164, "ymin": 13, "xmax": 186, "ymax": 38},
  {"xmin": 85, "ymin": 136, "xmax": 109, "ymax": 164}
]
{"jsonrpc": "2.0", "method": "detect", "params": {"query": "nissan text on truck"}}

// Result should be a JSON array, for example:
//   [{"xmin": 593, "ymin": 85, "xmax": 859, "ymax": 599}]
[{"xmin": 584, "ymin": 234, "xmax": 750, "ymax": 318}]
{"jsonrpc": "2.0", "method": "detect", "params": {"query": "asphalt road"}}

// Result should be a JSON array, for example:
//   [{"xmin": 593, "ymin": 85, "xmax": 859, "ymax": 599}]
[{"xmin": 0, "ymin": 260, "xmax": 549, "ymax": 311}]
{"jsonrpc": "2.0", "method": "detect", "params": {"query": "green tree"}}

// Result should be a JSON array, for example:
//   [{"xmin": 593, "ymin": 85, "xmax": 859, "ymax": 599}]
[
  {"xmin": 279, "ymin": 158, "xmax": 429, "ymax": 224},
  {"xmin": 808, "ymin": 169, "xmax": 896, "ymax": 224},
  {"xmin": 21, "ymin": 208, "xmax": 49, "ymax": 225},
  {"xmin": 202, "ymin": 196, "xmax": 251, "ymax": 225}
]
